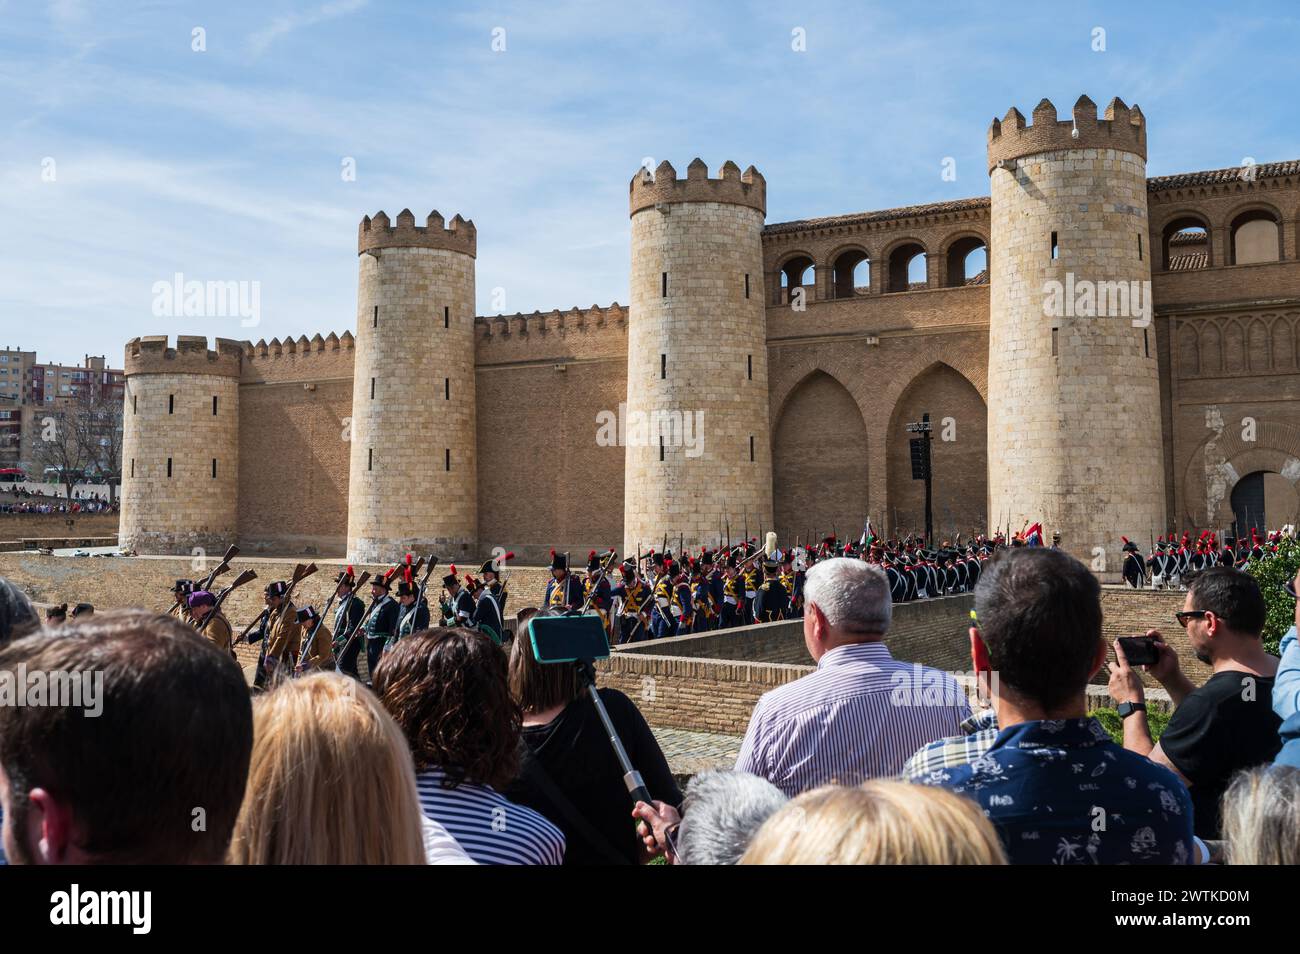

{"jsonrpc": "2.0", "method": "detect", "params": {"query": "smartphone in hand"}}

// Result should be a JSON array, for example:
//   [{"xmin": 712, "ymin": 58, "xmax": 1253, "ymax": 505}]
[{"xmin": 1118, "ymin": 635, "xmax": 1159, "ymax": 667}]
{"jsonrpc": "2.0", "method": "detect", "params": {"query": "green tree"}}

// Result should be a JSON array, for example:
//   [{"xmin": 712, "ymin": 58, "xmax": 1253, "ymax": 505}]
[{"xmin": 1242, "ymin": 537, "xmax": 1300, "ymax": 656}]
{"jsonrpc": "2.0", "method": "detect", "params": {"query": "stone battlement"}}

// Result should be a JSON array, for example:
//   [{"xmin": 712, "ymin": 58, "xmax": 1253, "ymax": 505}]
[
  {"xmin": 474, "ymin": 302, "xmax": 627, "ymax": 340},
  {"xmin": 124, "ymin": 335, "xmax": 243, "ymax": 378},
  {"xmin": 629, "ymin": 159, "xmax": 765, "ymax": 217},
  {"xmin": 243, "ymin": 332, "xmax": 355, "ymax": 359},
  {"xmin": 987, "ymin": 95, "xmax": 1146, "ymax": 173},
  {"xmin": 357, "ymin": 209, "xmax": 477, "ymax": 257}
]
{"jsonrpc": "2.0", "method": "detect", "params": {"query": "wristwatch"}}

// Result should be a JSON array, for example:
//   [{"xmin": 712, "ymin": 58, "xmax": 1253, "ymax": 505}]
[{"xmin": 1117, "ymin": 701, "xmax": 1147, "ymax": 719}]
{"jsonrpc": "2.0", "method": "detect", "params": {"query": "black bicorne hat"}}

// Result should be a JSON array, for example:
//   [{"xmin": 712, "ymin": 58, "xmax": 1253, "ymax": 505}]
[{"xmin": 550, "ymin": 550, "xmax": 568, "ymax": 571}]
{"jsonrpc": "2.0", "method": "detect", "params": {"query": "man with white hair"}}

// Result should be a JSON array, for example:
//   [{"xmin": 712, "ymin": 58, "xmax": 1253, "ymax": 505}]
[{"xmin": 735, "ymin": 557, "xmax": 970, "ymax": 796}]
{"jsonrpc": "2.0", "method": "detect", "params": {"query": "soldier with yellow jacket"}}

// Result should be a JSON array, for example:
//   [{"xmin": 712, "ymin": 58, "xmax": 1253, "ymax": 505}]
[
  {"xmin": 294, "ymin": 606, "xmax": 335, "ymax": 673},
  {"xmin": 188, "ymin": 589, "xmax": 235, "ymax": 658},
  {"xmin": 244, "ymin": 581, "xmax": 302, "ymax": 689}
]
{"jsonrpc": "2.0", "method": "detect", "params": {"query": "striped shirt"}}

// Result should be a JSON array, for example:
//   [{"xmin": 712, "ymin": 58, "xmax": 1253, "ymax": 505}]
[
  {"xmin": 735, "ymin": 641, "xmax": 971, "ymax": 796},
  {"xmin": 416, "ymin": 767, "xmax": 565, "ymax": 866}
]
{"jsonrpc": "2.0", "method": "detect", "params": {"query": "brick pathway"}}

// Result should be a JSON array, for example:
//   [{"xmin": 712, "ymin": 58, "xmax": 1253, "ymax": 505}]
[{"xmin": 651, "ymin": 725, "xmax": 744, "ymax": 777}]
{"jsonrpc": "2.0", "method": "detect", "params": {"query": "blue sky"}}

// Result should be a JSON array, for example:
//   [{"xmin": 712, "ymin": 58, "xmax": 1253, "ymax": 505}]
[{"xmin": 1, "ymin": 0, "xmax": 1297, "ymax": 363}]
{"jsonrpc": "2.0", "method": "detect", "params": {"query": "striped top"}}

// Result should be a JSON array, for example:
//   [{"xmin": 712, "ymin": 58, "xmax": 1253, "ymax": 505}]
[
  {"xmin": 416, "ymin": 767, "xmax": 565, "ymax": 866},
  {"xmin": 735, "ymin": 641, "xmax": 971, "ymax": 796}
]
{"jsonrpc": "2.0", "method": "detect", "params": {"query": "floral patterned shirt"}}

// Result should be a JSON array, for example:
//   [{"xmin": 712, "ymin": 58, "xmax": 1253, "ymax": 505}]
[{"xmin": 915, "ymin": 717, "xmax": 1196, "ymax": 865}]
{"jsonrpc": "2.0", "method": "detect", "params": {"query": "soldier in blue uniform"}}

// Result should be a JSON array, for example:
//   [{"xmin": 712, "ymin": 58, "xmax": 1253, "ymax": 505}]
[
  {"xmin": 332, "ymin": 566, "xmax": 367, "ymax": 680},
  {"xmin": 363, "ymin": 573, "xmax": 399, "ymax": 682},
  {"xmin": 469, "ymin": 574, "xmax": 505, "ymax": 644},
  {"xmin": 442, "ymin": 566, "xmax": 476, "ymax": 626},
  {"xmin": 479, "ymin": 551, "xmax": 512, "ymax": 618},
  {"xmin": 649, "ymin": 558, "xmax": 678, "ymax": 638},
  {"xmin": 543, "ymin": 550, "xmax": 584, "ymax": 612},
  {"xmin": 752, "ymin": 557, "xmax": 790, "ymax": 623},
  {"xmin": 390, "ymin": 569, "xmax": 431, "ymax": 649},
  {"xmin": 1121, "ymin": 538, "xmax": 1145, "ymax": 588}
]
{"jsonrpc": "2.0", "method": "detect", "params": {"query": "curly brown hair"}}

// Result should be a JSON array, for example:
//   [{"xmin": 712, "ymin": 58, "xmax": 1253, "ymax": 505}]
[{"xmin": 373, "ymin": 627, "xmax": 520, "ymax": 791}]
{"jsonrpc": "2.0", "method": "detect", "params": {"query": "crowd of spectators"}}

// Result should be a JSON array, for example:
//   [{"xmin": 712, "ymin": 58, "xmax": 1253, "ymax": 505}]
[
  {"xmin": 0, "ymin": 542, "xmax": 1296, "ymax": 866},
  {"xmin": 0, "ymin": 485, "xmax": 118, "ymax": 515}
]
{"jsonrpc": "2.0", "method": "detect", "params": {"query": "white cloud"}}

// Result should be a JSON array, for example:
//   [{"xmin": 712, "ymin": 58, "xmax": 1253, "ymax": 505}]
[{"xmin": 247, "ymin": 0, "xmax": 369, "ymax": 56}]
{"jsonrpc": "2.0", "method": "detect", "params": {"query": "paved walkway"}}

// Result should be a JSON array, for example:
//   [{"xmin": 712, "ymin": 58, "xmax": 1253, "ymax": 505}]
[{"xmin": 652, "ymin": 725, "xmax": 744, "ymax": 778}]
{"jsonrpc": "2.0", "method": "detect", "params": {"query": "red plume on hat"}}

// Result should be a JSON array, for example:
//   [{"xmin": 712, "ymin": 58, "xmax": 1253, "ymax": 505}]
[
  {"xmin": 589, "ymin": 550, "xmax": 597, "ymax": 559},
  {"xmin": 505, "ymin": 551, "xmax": 515, "ymax": 561},
  {"xmin": 449, "ymin": 564, "xmax": 457, "ymax": 575}
]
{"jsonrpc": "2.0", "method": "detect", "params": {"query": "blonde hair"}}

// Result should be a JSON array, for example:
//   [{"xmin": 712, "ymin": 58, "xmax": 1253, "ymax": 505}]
[
  {"xmin": 740, "ymin": 781, "xmax": 1007, "ymax": 865},
  {"xmin": 228, "ymin": 673, "xmax": 426, "ymax": 865},
  {"xmin": 1222, "ymin": 764, "xmax": 1300, "ymax": 865}
]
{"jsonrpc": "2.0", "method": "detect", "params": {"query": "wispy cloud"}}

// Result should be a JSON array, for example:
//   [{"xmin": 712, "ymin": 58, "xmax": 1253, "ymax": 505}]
[{"xmin": 247, "ymin": 0, "xmax": 368, "ymax": 56}]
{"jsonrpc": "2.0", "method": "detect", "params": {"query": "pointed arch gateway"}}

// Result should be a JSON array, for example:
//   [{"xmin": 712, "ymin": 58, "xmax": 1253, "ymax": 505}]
[
  {"xmin": 885, "ymin": 362, "xmax": 988, "ymax": 539},
  {"xmin": 772, "ymin": 370, "xmax": 869, "ymax": 543}
]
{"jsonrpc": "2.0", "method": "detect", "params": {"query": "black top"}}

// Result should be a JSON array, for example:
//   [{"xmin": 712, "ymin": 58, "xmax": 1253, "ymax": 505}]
[
  {"xmin": 1160, "ymin": 669, "xmax": 1282, "ymax": 839},
  {"xmin": 505, "ymin": 688, "xmax": 682, "ymax": 866}
]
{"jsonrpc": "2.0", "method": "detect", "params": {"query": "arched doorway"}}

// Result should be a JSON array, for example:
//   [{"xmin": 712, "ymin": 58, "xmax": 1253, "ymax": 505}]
[
  {"xmin": 772, "ymin": 371, "xmax": 869, "ymax": 544},
  {"xmin": 886, "ymin": 363, "xmax": 987, "ymax": 540},
  {"xmin": 1232, "ymin": 470, "xmax": 1300, "ymax": 535}
]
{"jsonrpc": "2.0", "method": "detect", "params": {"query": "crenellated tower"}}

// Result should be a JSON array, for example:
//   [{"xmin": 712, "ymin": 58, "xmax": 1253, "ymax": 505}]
[
  {"xmin": 623, "ymin": 159, "xmax": 773, "ymax": 553},
  {"xmin": 120, "ymin": 335, "xmax": 242, "ymax": 554},
  {"xmin": 986, "ymin": 95, "xmax": 1166, "ymax": 573},
  {"xmin": 348, "ymin": 209, "xmax": 478, "ymax": 563}
]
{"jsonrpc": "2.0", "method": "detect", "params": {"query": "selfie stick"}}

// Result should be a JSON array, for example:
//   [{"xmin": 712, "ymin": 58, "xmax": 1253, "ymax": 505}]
[{"xmin": 574, "ymin": 656, "xmax": 652, "ymax": 806}]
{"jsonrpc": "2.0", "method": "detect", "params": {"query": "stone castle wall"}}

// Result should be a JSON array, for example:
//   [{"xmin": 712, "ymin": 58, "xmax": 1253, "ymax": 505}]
[
  {"xmin": 348, "ymin": 219, "xmax": 477, "ymax": 563},
  {"xmin": 624, "ymin": 162, "xmax": 773, "ymax": 554},
  {"xmin": 118, "ymin": 98, "xmax": 1300, "ymax": 561},
  {"xmin": 987, "ymin": 97, "xmax": 1166, "ymax": 574},
  {"xmin": 120, "ymin": 336, "xmax": 241, "ymax": 554}
]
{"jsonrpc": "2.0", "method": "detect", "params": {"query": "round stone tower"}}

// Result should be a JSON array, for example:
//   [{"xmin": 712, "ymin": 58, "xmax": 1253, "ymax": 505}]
[
  {"xmin": 347, "ymin": 209, "xmax": 477, "ymax": 563},
  {"xmin": 986, "ymin": 95, "xmax": 1166, "ymax": 573},
  {"xmin": 623, "ymin": 159, "xmax": 773, "ymax": 554},
  {"xmin": 120, "ymin": 335, "xmax": 242, "ymax": 554}
]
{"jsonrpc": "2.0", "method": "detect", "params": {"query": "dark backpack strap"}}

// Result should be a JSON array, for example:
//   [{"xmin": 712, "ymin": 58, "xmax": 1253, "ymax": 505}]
[{"xmin": 518, "ymin": 744, "xmax": 632, "ymax": 866}]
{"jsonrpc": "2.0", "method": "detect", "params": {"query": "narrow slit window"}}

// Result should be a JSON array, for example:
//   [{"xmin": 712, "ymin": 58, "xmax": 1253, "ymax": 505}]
[
  {"xmin": 370, "ymin": 377, "xmax": 376, "ymax": 400},
  {"xmin": 212, "ymin": 395, "xmax": 218, "ymax": 415},
  {"xmin": 1144, "ymin": 328, "xmax": 1150, "ymax": 357},
  {"xmin": 1050, "ymin": 232, "xmax": 1059, "ymax": 261},
  {"xmin": 373, "ymin": 305, "xmax": 378, "ymax": 328},
  {"xmin": 660, "ymin": 354, "xmax": 666, "ymax": 380},
  {"xmin": 212, "ymin": 458, "xmax": 217, "ymax": 479},
  {"xmin": 168, "ymin": 394, "xmax": 174, "ymax": 414},
  {"xmin": 445, "ymin": 448, "xmax": 451, "ymax": 471},
  {"xmin": 1138, "ymin": 234, "xmax": 1143, "ymax": 261},
  {"xmin": 368, "ymin": 448, "xmax": 373, "ymax": 471},
  {"xmin": 444, "ymin": 306, "xmax": 450, "ymax": 329},
  {"xmin": 659, "ymin": 435, "xmax": 665, "ymax": 462},
  {"xmin": 747, "ymin": 354, "xmax": 753, "ymax": 381},
  {"xmin": 445, "ymin": 377, "xmax": 450, "ymax": 400},
  {"xmin": 749, "ymin": 435, "xmax": 755, "ymax": 462},
  {"xmin": 661, "ymin": 272, "xmax": 668, "ymax": 298},
  {"xmin": 166, "ymin": 457, "xmax": 173, "ymax": 478},
  {"xmin": 132, "ymin": 395, "xmax": 137, "ymax": 414},
  {"xmin": 1051, "ymin": 327, "xmax": 1059, "ymax": 356},
  {"xmin": 130, "ymin": 458, "xmax": 134, "ymax": 478},
  {"xmin": 744, "ymin": 273, "xmax": 750, "ymax": 299}
]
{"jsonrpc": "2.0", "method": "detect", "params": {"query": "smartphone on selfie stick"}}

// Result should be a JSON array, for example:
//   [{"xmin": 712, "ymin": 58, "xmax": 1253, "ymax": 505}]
[{"xmin": 527, "ymin": 612, "xmax": 653, "ymax": 806}]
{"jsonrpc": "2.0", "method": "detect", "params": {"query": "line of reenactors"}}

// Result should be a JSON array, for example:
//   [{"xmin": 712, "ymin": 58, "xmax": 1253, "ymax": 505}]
[
  {"xmin": 1122, "ymin": 527, "xmax": 1296, "ymax": 589},
  {"xmin": 168, "ymin": 552, "xmax": 512, "ymax": 689},
  {"xmin": 547, "ymin": 530, "xmax": 1011, "ymax": 645}
]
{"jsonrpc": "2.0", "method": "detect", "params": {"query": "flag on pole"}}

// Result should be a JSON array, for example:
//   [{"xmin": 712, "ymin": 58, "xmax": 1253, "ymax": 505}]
[{"xmin": 860, "ymin": 520, "xmax": 875, "ymax": 550}]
